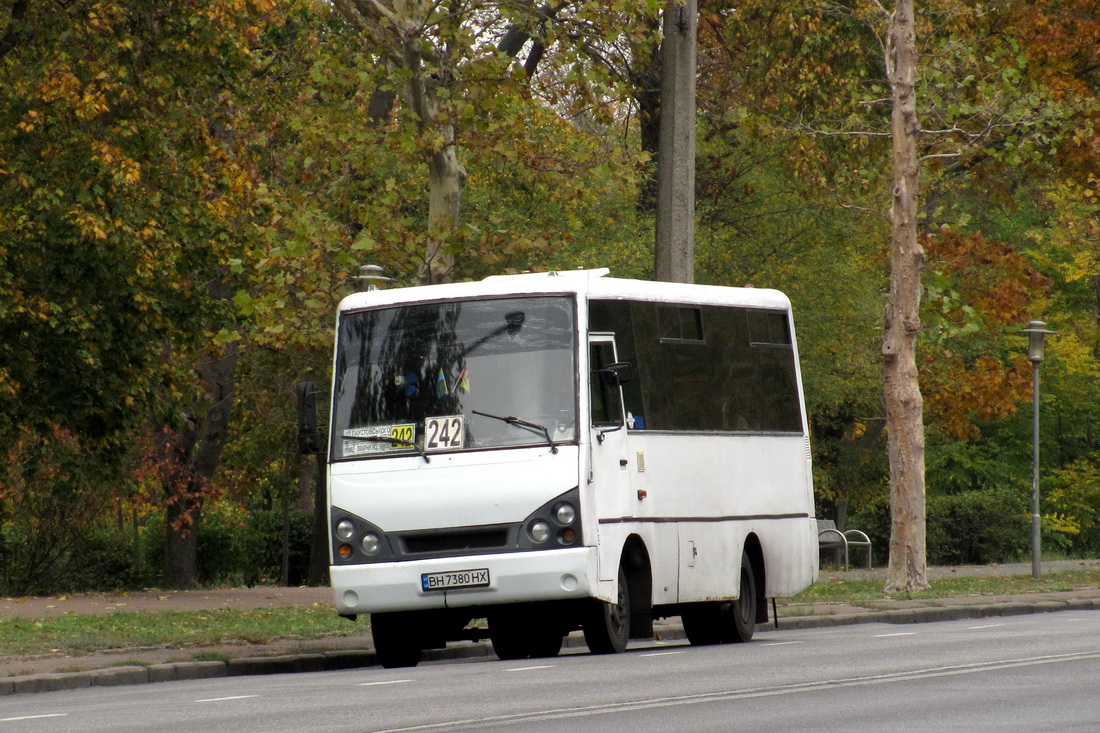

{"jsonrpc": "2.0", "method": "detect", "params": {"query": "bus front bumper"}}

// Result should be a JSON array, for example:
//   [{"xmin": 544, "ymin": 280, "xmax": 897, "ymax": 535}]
[{"xmin": 330, "ymin": 547, "xmax": 597, "ymax": 616}]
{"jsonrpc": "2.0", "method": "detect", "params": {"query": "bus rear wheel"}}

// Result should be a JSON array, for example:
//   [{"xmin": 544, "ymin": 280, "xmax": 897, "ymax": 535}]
[
  {"xmin": 371, "ymin": 612, "xmax": 422, "ymax": 669},
  {"xmin": 682, "ymin": 550, "xmax": 758, "ymax": 646},
  {"xmin": 724, "ymin": 550, "xmax": 758, "ymax": 643},
  {"xmin": 583, "ymin": 565, "xmax": 630, "ymax": 654}
]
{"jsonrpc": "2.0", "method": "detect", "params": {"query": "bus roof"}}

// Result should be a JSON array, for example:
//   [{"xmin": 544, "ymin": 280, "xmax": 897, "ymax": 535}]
[{"xmin": 336, "ymin": 269, "xmax": 792, "ymax": 313}]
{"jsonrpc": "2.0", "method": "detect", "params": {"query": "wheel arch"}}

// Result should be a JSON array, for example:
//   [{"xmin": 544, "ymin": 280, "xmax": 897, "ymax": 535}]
[
  {"xmin": 621, "ymin": 533, "xmax": 654, "ymax": 639},
  {"xmin": 742, "ymin": 532, "xmax": 768, "ymax": 624}
]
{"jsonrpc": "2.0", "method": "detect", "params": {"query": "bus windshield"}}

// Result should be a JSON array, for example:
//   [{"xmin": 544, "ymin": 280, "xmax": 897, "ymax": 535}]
[{"xmin": 332, "ymin": 295, "xmax": 577, "ymax": 460}]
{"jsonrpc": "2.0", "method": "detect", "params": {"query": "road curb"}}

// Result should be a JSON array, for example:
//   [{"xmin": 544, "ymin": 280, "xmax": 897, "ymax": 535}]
[
  {"xmin": 776, "ymin": 597, "xmax": 1100, "ymax": 630},
  {"xmin": 3, "ymin": 599, "xmax": 1098, "ymax": 696}
]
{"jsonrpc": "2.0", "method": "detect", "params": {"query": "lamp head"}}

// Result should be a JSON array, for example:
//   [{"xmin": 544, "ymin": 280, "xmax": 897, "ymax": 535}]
[{"xmin": 1020, "ymin": 321, "xmax": 1055, "ymax": 363}]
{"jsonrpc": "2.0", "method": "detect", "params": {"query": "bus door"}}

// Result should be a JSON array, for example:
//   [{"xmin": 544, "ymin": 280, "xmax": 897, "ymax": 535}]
[{"xmin": 588, "ymin": 334, "xmax": 635, "ymax": 580}]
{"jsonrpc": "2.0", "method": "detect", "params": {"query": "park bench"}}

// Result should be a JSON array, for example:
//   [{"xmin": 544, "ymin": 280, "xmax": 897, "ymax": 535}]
[{"xmin": 817, "ymin": 519, "xmax": 872, "ymax": 571}]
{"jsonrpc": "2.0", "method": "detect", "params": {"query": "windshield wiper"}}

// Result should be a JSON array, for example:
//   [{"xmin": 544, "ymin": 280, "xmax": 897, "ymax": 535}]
[
  {"xmin": 472, "ymin": 410, "xmax": 559, "ymax": 454},
  {"xmin": 342, "ymin": 433, "xmax": 431, "ymax": 464}
]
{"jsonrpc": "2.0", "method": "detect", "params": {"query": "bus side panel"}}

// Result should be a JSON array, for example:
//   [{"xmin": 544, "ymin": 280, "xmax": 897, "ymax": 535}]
[
  {"xmin": 623, "ymin": 432, "xmax": 815, "ymax": 603},
  {"xmin": 592, "ymin": 518, "xmax": 678, "ymax": 606}
]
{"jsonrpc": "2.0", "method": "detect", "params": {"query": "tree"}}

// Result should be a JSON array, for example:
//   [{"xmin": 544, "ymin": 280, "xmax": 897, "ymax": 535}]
[
  {"xmin": 329, "ymin": 0, "xmax": 484, "ymax": 284},
  {"xmin": 1, "ymin": 0, "xmax": 282, "ymax": 588},
  {"xmin": 879, "ymin": 0, "xmax": 929, "ymax": 592}
]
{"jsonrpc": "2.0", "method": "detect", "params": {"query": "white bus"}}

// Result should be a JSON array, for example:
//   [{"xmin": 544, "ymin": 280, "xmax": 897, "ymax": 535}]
[{"xmin": 319, "ymin": 269, "xmax": 818, "ymax": 667}]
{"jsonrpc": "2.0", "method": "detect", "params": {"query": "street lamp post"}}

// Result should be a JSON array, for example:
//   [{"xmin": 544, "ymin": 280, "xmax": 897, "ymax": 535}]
[{"xmin": 1020, "ymin": 320, "xmax": 1055, "ymax": 579}]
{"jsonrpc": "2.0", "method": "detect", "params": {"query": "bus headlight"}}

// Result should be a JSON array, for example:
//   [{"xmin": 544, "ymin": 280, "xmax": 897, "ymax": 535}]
[
  {"xmin": 361, "ymin": 533, "xmax": 382, "ymax": 556},
  {"xmin": 528, "ymin": 521, "xmax": 552, "ymax": 544},
  {"xmin": 554, "ymin": 502, "xmax": 576, "ymax": 525},
  {"xmin": 336, "ymin": 519, "xmax": 355, "ymax": 541}
]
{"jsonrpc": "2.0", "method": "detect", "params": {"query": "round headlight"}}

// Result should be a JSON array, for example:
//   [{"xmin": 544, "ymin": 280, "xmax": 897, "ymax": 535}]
[
  {"xmin": 336, "ymin": 519, "xmax": 355, "ymax": 541},
  {"xmin": 554, "ymin": 503, "xmax": 576, "ymax": 525},
  {"xmin": 361, "ymin": 533, "xmax": 382, "ymax": 556},
  {"xmin": 528, "ymin": 520, "xmax": 552, "ymax": 544}
]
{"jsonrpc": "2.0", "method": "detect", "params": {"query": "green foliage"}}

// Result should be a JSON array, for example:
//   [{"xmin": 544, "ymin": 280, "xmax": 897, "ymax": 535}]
[
  {"xmin": 1045, "ymin": 457, "xmax": 1100, "ymax": 556},
  {"xmin": 0, "ymin": 0, "xmax": 275, "ymax": 443},
  {"xmin": 198, "ymin": 507, "xmax": 313, "ymax": 587},
  {"xmin": 926, "ymin": 491, "xmax": 1030, "ymax": 565},
  {"xmin": 0, "ymin": 427, "xmax": 137, "ymax": 595},
  {"xmin": 849, "ymin": 488, "xmax": 1030, "ymax": 566}
]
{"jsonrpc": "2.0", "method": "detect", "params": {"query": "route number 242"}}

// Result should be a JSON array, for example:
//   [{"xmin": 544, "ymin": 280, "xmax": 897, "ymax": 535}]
[{"xmin": 425, "ymin": 415, "xmax": 464, "ymax": 451}]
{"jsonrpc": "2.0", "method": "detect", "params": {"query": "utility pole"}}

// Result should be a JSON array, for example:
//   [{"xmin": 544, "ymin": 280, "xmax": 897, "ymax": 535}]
[{"xmin": 654, "ymin": 0, "xmax": 697, "ymax": 284}]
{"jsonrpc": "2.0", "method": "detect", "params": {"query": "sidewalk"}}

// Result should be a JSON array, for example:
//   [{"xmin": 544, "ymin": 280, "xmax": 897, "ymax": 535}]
[{"xmin": 3, "ymin": 560, "xmax": 1099, "ymax": 696}]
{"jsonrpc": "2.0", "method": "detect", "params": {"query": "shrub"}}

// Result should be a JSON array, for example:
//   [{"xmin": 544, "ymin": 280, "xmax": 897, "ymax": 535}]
[
  {"xmin": 197, "ymin": 506, "xmax": 313, "ymax": 586},
  {"xmin": 846, "ymin": 489, "xmax": 1031, "ymax": 567},
  {"xmin": 926, "ymin": 490, "xmax": 1029, "ymax": 565}
]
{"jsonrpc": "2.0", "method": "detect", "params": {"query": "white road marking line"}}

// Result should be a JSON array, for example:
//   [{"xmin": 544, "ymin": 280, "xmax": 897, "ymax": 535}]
[
  {"xmin": 505, "ymin": 665, "xmax": 554, "ymax": 672},
  {"xmin": 968, "ymin": 623, "xmax": 1006, "ymax": 630},
  {"xmin": 641, "ymin": 651, "xmax": 684, "ymax": 657},
  {"xmin": 762, "ymin": 641, "xmax": 804, "ymax": 646},
  {"xmin": 1, "ymin": 714, "xmax": 68, "ymax": 722},
  {"xmin": 875, "ymin": 632, "xmax": 917, "ymax": 637},
  {"xmin": 195, "ymin": 695, "xmax": 259, "ymax": 703},
  {"xmin": 361, "ymin": 680, "xmax": 413, "ymax": 686}
]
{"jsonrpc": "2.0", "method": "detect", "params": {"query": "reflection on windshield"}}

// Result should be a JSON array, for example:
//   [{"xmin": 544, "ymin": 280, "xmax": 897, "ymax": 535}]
[{"xmin": 332, "ymin": 296, "xmax": 577, "ymax": 459}]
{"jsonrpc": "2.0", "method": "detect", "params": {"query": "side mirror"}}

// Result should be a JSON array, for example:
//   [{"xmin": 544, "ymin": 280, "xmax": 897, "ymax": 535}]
[
  {"xmin": 600, "ymin": 362, "xmax": 634, "ymax": 386},
  {"xmin": 297, "ymin": 381, "xmax": 322, "ymax": 455}
]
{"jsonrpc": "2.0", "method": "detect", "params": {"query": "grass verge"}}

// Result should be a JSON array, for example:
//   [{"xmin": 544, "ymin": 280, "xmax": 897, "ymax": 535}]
[
  {"xmin": 0, "ymin": 606, "xmax": 361, "ymax": 658},
  {"xmin": 791, "ymin": 568, "xmax": 1100, "ymax": 604}
]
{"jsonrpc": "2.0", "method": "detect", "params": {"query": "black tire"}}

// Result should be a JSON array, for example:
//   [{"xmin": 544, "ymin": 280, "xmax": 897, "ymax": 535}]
[
  {"xmin": 528, "ymin": 631, "xmax": 565, "ymax": 658},
  {"xmin": 682, "ymin": 603, "xmax": 723, "ymax": 646},
  {"xmin": 724, "ymin": 550, "xmax": 758, "ymax": 643},
  {"xmin": 583, "ymin": 565, "xmax": 630, "ymax": 654},
  {"xmin": 489, "ymin": 615, "xmax": 528, "ymax": 661},
  {"xmin": 371, "ymin": 612, "xmax": 422, "ymax": 669},
  {"xmin": 682, "ymin": 550, "xmax": 758, "ymax": 645},
  {"xmin": 490, "ymin": 613, "xmax": 564, "ymax": 660}
]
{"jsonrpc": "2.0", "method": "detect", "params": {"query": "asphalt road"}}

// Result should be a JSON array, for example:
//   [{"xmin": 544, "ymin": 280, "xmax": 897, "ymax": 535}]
[
  {"xmin": 2, "ymin": 610, "xmax": 1098, "ymax": 732},
  {"xmin": 4, "ymin": 559, "xmax": 1100, "ymax": 689}
]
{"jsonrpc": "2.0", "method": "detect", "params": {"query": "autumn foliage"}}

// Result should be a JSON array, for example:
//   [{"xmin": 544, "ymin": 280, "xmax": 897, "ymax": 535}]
[{"xmin": 5, "ymin": 0, "xmax": 1100, "ymax": 591}]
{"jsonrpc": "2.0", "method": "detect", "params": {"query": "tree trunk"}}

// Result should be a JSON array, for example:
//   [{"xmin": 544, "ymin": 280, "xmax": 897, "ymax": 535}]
[
  {"xmin": 654, "ymin": 0, "xmax": 697, "ymax": 284},
  {"xmin": 162, "ymin": 286, "xmax": 239, "ymax": 589},
  {"xmin": 307, "ymin": 447, "xmax": 330, "ymax": 586},
  {"xmin": 882, "ymin": 0, "xmax": 929, "ymax": 594},
  {"xmin": 424, "ymin": 122, "xmax": 463, "ymax": 284}
]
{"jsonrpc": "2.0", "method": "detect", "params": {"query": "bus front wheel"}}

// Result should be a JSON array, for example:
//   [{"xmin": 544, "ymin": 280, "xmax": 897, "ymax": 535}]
[
  {"xmin": 371, "ymin": 612, "xmax": 422, "ymax": 668},
  {"xmin": 489, "ymin": 613, "xmax": 564, "ymax": 660},
  {"xmin": 583, "ymin": 566, "xmax": 630, "ymax": 654}
]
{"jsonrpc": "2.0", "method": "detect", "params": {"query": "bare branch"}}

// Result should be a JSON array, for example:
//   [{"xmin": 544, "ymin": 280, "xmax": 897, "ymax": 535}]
[
  {"xmin": 358, "ymin": 0, "xmax": 403, "ymax": 27},
  {"xmin": 918, "ymin": 151, "xmax": 964, "ymax": 162}
]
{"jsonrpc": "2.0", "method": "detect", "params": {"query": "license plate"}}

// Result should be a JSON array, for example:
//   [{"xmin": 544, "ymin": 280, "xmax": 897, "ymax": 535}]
[{"xmin": 421, "ymin": 568, "xmax": 490, "ymax": 592}]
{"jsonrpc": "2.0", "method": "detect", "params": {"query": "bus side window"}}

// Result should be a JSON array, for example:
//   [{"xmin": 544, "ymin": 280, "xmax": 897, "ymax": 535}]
[{"xmin": 590, "ymin": 343, "xmax": 623, "ymax": 427}]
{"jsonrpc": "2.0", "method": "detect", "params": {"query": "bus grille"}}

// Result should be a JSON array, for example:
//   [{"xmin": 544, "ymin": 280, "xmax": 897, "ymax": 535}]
[{"xmin": 401, "ymin": 528, "xmax": 509, "ymax": 555}]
